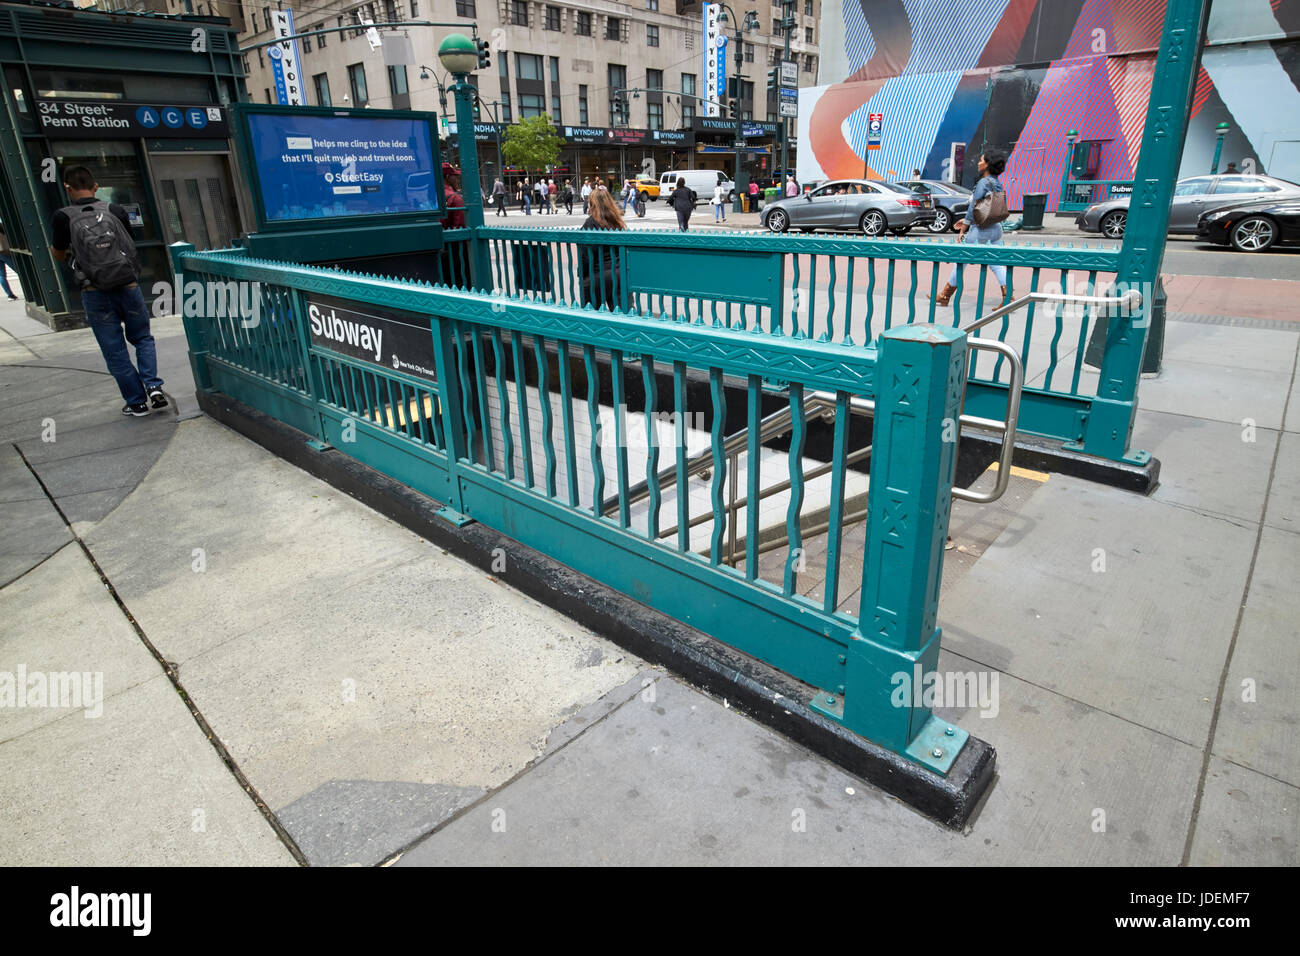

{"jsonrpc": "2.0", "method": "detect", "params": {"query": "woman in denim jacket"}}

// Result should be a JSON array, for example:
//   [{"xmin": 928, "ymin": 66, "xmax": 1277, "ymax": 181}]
[{"xmin": 936, "ymin": 150, "xmax": 1007, "ymax": 306}]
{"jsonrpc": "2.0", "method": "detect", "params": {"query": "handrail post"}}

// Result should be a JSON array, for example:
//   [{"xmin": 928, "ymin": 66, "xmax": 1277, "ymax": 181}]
[
  {"xmin": 836, "ymin": 324, "xmax": 967, "ymax": 774},
  {"xmin": 1081, "ymin": 0, "xmax": 1210, "ymax": 462},
  {"xmin": 1059, "ymin": 130, "xmax": 1077, "ymax": 210},
  {"xmin": 167, "ymin": 242, "xmax": 212, "ymax": 393},
  {"xmin": 430, "ymin": 314, "xmax": 473, "ymax": 521}
]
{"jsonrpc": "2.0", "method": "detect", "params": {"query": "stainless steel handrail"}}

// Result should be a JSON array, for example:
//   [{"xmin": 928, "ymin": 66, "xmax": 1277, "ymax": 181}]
[{"xmin": 962, "ymin": 288, "xmax": 1142, "ymax": 333}]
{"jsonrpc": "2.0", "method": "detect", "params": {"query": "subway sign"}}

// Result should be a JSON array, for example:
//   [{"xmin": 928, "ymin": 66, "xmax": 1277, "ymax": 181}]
[{"xmin": 37, "ymin": 99, "xmax": 228, "ymax": 139}]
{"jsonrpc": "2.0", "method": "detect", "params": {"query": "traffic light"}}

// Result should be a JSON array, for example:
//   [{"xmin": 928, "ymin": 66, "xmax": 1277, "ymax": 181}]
[
  {"xmin": 767, "ymin": 68, "xmax": 778, "ymax": 94},
  {"xmin": 727, "ymin": 102, "xmax": 737, "ymax": 120},
  {"xmin": 475, "ymin": 37, "xmax": 490, "ymax": 70}
]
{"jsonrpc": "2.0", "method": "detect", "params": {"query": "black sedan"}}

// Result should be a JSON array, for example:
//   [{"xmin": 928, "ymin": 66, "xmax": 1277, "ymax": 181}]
[
  {"xmin": 1197, "ymin": 198, "xmax": 1300, "ymax": 252},
  {"xmin": 895, "ymin": 179, "xmax": 972, "ymax": 233}
]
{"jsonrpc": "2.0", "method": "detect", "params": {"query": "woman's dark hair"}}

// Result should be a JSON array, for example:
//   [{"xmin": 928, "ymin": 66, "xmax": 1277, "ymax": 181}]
[
  {"xmin": 676, "ymin": 177, "xmax": 686, "ymax": 188},
  {"xmin": 982, "ymin": 150, "xmax": 1007, "ymax": 177}
]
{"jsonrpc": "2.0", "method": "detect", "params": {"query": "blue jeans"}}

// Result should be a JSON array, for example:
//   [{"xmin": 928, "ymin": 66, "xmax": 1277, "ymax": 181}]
[
  {"xmin": 948, "ymin": 222, "xmax": 1007, "ymax": 287},
  {"xmin": 714, "ymin": 203, "xmax": 726, "ymax": 221},
  {"xmin": 83, "ymin": 285, "xmax": 161, "ymax": 406},
  {"xmin": 0, "ymin": 253, "xmax": 16, "ymax": 298}
]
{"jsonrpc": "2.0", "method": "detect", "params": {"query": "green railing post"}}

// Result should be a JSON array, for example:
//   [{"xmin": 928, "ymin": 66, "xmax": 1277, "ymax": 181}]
[
  {"xmin": 1080, "ymin": 0, "xmax": 1210, "ymax": 462},
  {"xmin": 286, "ymin": 286, "xmax": 328, "ymax": 443},
  {"xmin": 167, "ymin": 242, "xmax": 213, "ymax": 393},
  {"xmin": 448, "ymin": 63, "xmax": 493, "ymax": 293},
  {"xmin": 837, "ymin": 324, "xmax": 967, "ymax": 775},
  {"xmin": 430, "ymin": 315, "xmax": 473, "ymax": 522}
]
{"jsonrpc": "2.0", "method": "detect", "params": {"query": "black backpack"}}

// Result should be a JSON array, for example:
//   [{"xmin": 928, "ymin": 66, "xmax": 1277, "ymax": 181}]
[{"xmin": 61, "ymin": 201, "xmax": 139, "ymax": 290}]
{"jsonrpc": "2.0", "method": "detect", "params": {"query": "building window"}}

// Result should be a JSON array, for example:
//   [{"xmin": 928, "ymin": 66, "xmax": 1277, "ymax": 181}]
[
  {"xmin": 242, "ymin": 55, "xmax": 250, "ymax": 73},
  {"xmin": 264, "ymin": 88, "xmax": 273, "ymax": 104},
  {"xmin": 314, "ymin": 73, "xmax": 331, "ymax": 106},
  {"xmin": 545, "ymin": 5, "xmax": 560, "ymax": 30},
  {"xmin": 510, "ymin": 0, "xmax": 527, "ymax": 26},
  {"xmin": 647, "ymin": 69, "xmax": 662, "ymax": 90},
  {"xmin": 647, "ymin": 24, "xmax": 659, "ymax": 47},
  {"xmin": 772, "ymin": 18, "xmax": 781, "ymax": 35},
  {"xmin": 500, "ymin": 93, "xmax": 512, "ymax": 123},
  {"xmin": 455, "ymin": 0, "xmax": 475, "ymax": 15},
  {"xmin": 388, "ymin": 64, "xmax": 408, "ymax": 97},
  {"xmin": 681, "ymin": 73, "xmax": 695, "ymax": 125},
  {"xmin": 804, "ymin": 26, "xmax": 813, "ymax": 42},
  {"xmin": 576, "ymin": 11, "xmax": 592, "ymax": 36},
  {"xmin": 257, "ymin": 48, "xmax": 264, "ymax": 69},
  {"xmin": 516, "ymin": 53, "xmax": 543, "ymax": 82},
  {"xmin": 804, "ymin": 0, "xmax": 813, "ymax": 13},
  {"xmin": 648, "ymin": 102, "xmax": 663, "ymax": 130},
  {"xmin": 411, "ymin": 0, "xmax": 418, "ymax": 15},
  {"xmin": 519, "ymin": 93, "xmax": 545, "ymax": 118},
  {"xmin": 262, "ymin": 6, "xmax": 270, "ymax": 31},
  {"xmin": 803, "ymin": 54, "xmax": 816, "ymax": 73},
  {"xmin": 745, "ymin": 42, "xmax": 754, "ymax": 62},
  {"xmin": 646, "ymin": 0, "xmax": 658, "ymax": 8},
  {"xmin": 384, "ymin": 0, "xmax": 397, "ymax": 21},
  {"xmin": 302, "ymin": 33, "xmax": 312, "ymax": 53},
  {"xmin": 316, "ymin": 26, "xmax": 326, "ymax": 48},
  {"xmin": 578, "ymin": 84, "xmax": 588, "ymax": 124},
  {"xmin": 608, "ymin": 64, "xmax": 626, "ymax": 123},
  {"xmin": 348, "ymin": 63, "xmax": 368, "ymax": 105},
  {"xmin": 606, "ymin": 16, "xmax": 622, "ymax": 40}
]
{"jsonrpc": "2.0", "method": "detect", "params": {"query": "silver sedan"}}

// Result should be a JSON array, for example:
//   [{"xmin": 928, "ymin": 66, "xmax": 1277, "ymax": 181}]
[
  {"xmin": 1076, "ymin": 173, "xmax": 1300, "ymax": 239},
  {"xmin": 761, "ymin": 179, "xmax": 937, "ymax": 236}
]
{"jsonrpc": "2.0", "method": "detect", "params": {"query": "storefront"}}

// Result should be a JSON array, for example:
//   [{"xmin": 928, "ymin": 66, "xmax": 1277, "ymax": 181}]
[
  {"xmin": 463, "ymin": 122, "xmax": 696, "ymax": 196},
  {"xmin": 0, "ymin": 1, "xmax": 247, "ymax": 328},
  {"xmin": 691, "ymin": 117, "xmax": 779, "ymax": 183}
]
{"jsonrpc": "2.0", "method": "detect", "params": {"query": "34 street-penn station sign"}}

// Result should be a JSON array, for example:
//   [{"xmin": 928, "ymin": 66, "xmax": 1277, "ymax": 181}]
[{"xmin": 36, "ymin": 99, "xmax": 229, "ymax": 139}]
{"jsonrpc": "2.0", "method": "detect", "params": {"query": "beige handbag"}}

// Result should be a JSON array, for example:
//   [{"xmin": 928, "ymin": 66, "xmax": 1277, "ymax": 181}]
[{"xmin": 973, "ymin": 186, "xmax": 1009, "ymax": 227}]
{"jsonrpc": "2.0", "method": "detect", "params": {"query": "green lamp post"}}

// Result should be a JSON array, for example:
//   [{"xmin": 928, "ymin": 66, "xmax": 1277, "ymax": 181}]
[
  {"xmin": 438, "ymin": 32, "xmax": 490, "ymax": 288},
  {"xmin": 1211, "ymin": 121, "xmax": 1229, "ymax": 174}
]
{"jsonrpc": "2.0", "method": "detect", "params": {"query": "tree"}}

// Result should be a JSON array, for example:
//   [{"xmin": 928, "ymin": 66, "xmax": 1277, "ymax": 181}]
[{"xmin": 501, "ymin": 114, "xmax": 563, "ymax": 175}]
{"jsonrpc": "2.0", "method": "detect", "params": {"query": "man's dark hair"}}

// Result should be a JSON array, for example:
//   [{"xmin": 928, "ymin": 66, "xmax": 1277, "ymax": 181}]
[
  {"xmin": 62, "ymin": 166, "xmax": 97, "ymax": 192},
  {"xmin": 982, "ymin": 150, "xmax": 1007, "ymax": 177}
]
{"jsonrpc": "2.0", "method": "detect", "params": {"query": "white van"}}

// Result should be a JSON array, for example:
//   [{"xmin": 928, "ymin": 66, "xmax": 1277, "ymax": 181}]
[{"xmin": 659, "ymin": 169, "xmax": 735, "ymax": 206}]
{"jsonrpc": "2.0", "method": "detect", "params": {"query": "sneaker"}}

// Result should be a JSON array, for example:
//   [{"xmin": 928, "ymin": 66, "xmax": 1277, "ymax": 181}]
[
  {"xmin": 147, "ymin": 387, "xmax": 168, "ymax": 409},
  {"xmin": 122, "ymin": 403, "xmax": 149, "ymax": 417}
]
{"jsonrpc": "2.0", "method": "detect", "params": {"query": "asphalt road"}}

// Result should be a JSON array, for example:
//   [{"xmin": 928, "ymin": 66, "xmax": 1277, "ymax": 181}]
[{"xmin": 484, "ymin": 202, "xmax": 1299, "ymax": 281}]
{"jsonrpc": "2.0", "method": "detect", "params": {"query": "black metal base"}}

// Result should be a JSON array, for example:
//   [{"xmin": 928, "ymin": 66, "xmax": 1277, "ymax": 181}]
[
  {"xmin": 198, "ymin": 389, "xmax": 997, "ymax": 829},
  {"xmin": 955, "ymin": 428, "xmax": 1160, "ymax": 495}
]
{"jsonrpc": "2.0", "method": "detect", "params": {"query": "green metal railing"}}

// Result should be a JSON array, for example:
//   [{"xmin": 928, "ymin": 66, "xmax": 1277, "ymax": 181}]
[
  {"xmin": 1058, "ymin": 179, "xmax": 1135, "ymax": 214},
  {"xmin": 441, "ymin": 225, "xmax": 1134, "ymax": 461},
  {"xmin": 173, "ymin": 240, "xmax": 972, "ymax": 776}
]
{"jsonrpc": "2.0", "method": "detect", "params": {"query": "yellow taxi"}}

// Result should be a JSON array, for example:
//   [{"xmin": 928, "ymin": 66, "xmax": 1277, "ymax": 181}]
[{"xmin": 634, "ymin": 176, "xmax": 661, "ymax": 201}]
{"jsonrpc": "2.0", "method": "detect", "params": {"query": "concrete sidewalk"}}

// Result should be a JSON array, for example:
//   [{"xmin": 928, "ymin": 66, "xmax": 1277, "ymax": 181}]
[{"xmin": 1, "ymin": 293, "xmax": 1296, "ymax": 865}]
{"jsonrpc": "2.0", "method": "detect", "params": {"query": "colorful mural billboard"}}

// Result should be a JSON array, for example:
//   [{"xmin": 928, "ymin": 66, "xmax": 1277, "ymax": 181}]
[{"xmin": 801, "ymin": 0, "xmax": 1300, "ymax": 211}]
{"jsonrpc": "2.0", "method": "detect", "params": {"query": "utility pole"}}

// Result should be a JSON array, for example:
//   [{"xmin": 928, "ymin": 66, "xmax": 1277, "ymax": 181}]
[{"xmin": 780, "ymin": 0, "xmax": 795, "ymax": 184}]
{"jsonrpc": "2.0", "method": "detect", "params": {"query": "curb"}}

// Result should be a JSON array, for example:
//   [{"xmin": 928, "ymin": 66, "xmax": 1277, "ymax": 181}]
[{"xmin": 198, "ymin": 389, "xmax": 997, "ymax": 829}]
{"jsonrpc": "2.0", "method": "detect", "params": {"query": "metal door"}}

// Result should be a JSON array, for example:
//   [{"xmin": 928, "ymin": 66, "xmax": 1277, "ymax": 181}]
[{"xmin": 150, "ymin": 154, "xmax": 242, "ymax": 251}]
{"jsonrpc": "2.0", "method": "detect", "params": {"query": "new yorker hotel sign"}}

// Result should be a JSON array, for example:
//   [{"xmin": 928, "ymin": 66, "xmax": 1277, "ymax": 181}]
[{"xmin": 36, "ymin": 100, "xmax": 229, "ymax": 139}]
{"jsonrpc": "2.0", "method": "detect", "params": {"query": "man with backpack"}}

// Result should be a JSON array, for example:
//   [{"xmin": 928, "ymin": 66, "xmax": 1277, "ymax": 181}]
[{"xmin": 50, "ymin": 166, "xmax": 164, "ymax": 417}]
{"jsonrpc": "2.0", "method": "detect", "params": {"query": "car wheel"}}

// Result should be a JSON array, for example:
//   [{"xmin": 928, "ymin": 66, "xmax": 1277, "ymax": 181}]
[
  {"xmin": 1230, "ymin": 215, "xmax": 1277, "ymax": 252},
  {"xmin": 860, "ymin": 209, "xmax": 887, "ymax": 236},
  {"xmin": 1100, "ymin": 210, "xmax": 1126, "ymax": 239},
  {"xmin": 728, "ymin": 191, "xmax": 735, "ymax": 205},
  {"xmin": 928, "ymin": 207, "xmax": 951, "ymax": 233},
  {"xmin": 766, "ymin": 209, "xmax": 789, "ymax": 233}
]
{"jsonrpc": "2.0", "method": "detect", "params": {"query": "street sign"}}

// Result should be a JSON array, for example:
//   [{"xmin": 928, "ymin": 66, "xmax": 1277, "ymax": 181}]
[
  {"xmin": 867, "ymin": 112, "xmax": 884, "ymax": 150},
  {"xmin": 780, "ymin": 60, "xmax": 798, "ymax": 86},
  {"xmin": 270, "ymin": 10, "xmax": 304, "ymax": 106},
  {"xmin": 779, "ymin": 86, "xmax": 797, "ymax": 118}
]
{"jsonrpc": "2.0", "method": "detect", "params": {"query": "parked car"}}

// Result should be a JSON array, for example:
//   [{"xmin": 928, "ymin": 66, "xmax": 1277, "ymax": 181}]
[
  {"xmin": 1197, "ymin": 197, "xmax": 1300, "ymax": 252},
  {"xmin": 1076, "ymin": 173, "xmax": 1300, "ymax": 238},
  {"xmin": 760, "ymin": 179, "xmax": 936, "ymax": 236},
  {"xmin": 895, "ymin": 179, "xmax": 972, "ymax": 232}
]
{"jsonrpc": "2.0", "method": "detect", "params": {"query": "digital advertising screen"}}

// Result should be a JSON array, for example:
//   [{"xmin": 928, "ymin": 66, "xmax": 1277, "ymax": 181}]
[{"xmin": 238, "ymin": 106, "xmax": 442, "ymax": 229}]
